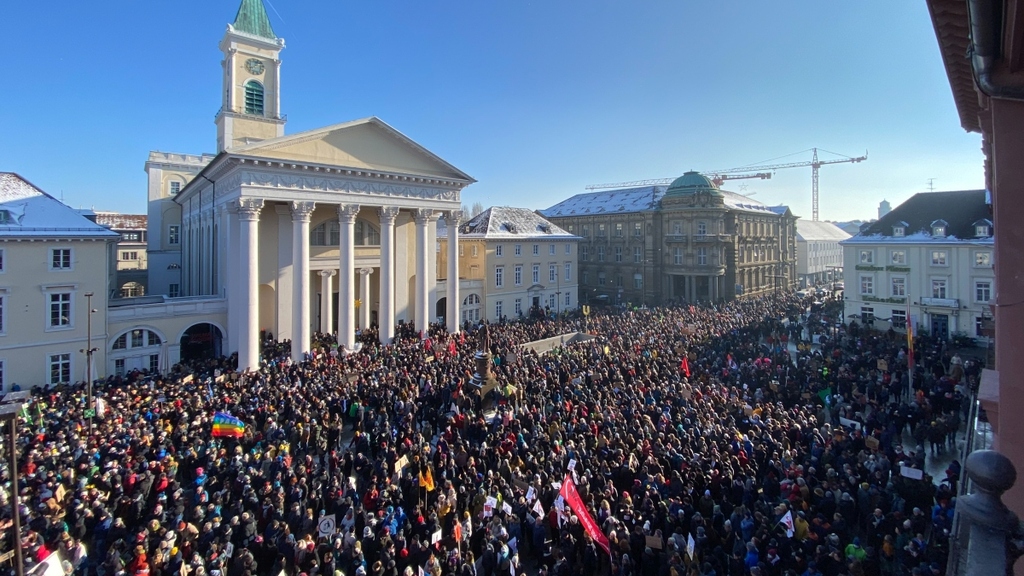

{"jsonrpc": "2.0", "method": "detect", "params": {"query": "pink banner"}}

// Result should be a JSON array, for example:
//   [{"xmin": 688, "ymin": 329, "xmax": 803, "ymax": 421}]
[{"xmin": 560, "ymin": 474, "xmax": 611, "ymax": 556}]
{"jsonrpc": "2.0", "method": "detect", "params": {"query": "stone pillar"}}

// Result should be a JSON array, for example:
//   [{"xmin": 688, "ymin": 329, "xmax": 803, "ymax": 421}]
[
  {"xmin": 414, "ymin": 208, "xmax": 433, "ymax": 336},
  {"xmin": 378, "ymin": 207, "xmax": 400, "ymax": 344},
  {"xmin": 224, "ymin": 205, "xmax": 237, "ymax": 353},
  {"xmin": 319, "ymin": 270, "xmax": 336, "ymax": 334},
  {"xmin": 447, "ymin": 211, "xmax": 461, "ymax": 333},
  {"xmin": 291, "ymin": 201, "xmax": 315, "ymax": 361},
  {"xmin": 237, "ymin": 198, "xmax": 264, "ymax": 372},
  {"xmin": 337, "ymin": 204, "xmax": 360, "ymax": 351},
  {"xmin": 275, "ymin": 206, "xmax": 293, "ymax": 343},
  {"xmin": 359, "ymin": 268, "xmax": 373, "ymax": 330}
]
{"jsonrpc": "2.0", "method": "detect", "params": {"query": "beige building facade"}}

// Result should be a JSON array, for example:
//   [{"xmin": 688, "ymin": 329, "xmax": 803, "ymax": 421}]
[{"xmin": 0, "ymin": 173, "xmax": 119, "ymax": 391}]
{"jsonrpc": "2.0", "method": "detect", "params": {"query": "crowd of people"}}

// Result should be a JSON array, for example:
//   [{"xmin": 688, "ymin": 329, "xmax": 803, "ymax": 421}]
[{"xmin": 0, "ymin": 292, "xmax": 979, "ymax": 576}]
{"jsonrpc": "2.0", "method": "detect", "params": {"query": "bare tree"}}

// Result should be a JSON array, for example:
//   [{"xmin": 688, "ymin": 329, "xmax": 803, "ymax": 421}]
[{"xmin": 471, "ymin": 202, "xmax": 484, "ymax": 217}]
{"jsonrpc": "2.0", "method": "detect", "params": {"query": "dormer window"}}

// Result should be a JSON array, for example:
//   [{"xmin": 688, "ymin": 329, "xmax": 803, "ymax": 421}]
[
  {"xmin": 931, "ymin": 219, "xmax": 948, "ymax": 237},
  {"xmin": 0, "ymin": 210, "xmax": 9, "ymax": 224},
  {"xmin": 973, "ymin": 219, "xmax": 992, "ymax": 237},
  {"xmin": 893, "ymin": 226, "xmax": 905, "ymax": 237}
]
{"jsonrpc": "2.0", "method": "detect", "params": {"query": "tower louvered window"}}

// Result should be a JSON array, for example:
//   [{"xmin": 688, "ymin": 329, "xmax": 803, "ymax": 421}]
[{"xmin": 245, "ymin": 81, "xmax": 265, "ymax": 115}]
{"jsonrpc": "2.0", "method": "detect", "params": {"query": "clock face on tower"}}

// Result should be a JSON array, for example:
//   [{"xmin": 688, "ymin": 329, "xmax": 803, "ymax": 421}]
[{"xmin": 245, "ymin": 58, "xmax": 265, "ymax": 75}]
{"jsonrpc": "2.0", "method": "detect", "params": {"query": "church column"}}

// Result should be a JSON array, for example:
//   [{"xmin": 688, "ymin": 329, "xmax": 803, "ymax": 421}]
[
  {"xmin": 338, "ymin": 204, "xmax": 360, "ymax": 351},
  {"xmin": 291, "ymin": 201, "xmax": 315, "ymax": 361},
  {"xmin": 378, "ymin": 207, "xmax": 400, "ymax": 344},
  {"xmin": 359, "ymin": 268, "xmax": 373, "ymax": 330},
  {"xmin": 224, "ymin": 205, "xmax": 237, "ymax": 353},
  {"xmin": 226, "ymin": 49, "xmax": 237, "ymax": 112},
  {"xmin": 237, "ymin": 198, "xmax": 264, "ymax": 372},
  {"xmin": 275, "ymin": 206, "xmax": 293, "ymax": 343},
  {"xmin": 447, "ymin": 211, "xmax": 461, "ymax": 333},
  {"xmin": 414, "ymin": 209, "xmax": 433, "ymax": 335},
  {"xmin": 273, "ymin": 58, "xmax": 282, "ymax": 119},
  {"xmin": 319, "ymin": 270, "xmax": 336, "ymax": 334}
]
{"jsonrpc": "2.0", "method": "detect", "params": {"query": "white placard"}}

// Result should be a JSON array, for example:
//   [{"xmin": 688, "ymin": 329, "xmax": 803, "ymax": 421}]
[
  {"xmin": 900, "ymin": 466, "xmax": 924, "ymax": 480},
  {"xmin": 526, "ymin": 487, "xmax": 536, "ymax": 502},
  {"xmin": 839, "ymin": 417, "xmax": 862, "ymax": 430},
  {"xmin": 431, "ymin": 529, "xmax": 442, "ymax": 544},
  {"xmin": 568, "ymin": 459, "xmax": 577, "ymax": 471},
  {"xmin": 318, "ymin": 514, "xmax": 336, "ymax": 538},
  {"xmin": 686, "ymin": 533, "xmax": 696, "ymax": 559},
  {"xmin": 502, "ymin": 502, "xmax": 513, "ymax": 515}
]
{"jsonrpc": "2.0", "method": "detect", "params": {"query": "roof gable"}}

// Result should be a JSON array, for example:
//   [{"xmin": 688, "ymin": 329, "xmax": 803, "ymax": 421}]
[
  {"xmin": 0, "ymin": 173, "xmax": 120, "ymax": 238},
  {"xmin": 228, "ymin": 117, "xmax": 474, "ymax": 182},
  {"xmin": 462, "ymin": 207, "xmax": 575, "ymax": 239}
]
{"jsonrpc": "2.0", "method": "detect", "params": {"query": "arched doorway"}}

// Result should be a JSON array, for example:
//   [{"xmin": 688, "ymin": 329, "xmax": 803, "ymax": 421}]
[
  {"xmin": 180, "ymin": 323, "xmax": 223, "ymax": 362},
  {"xmin": 436, "ymin": 297, "xmax": 447, "ymax": 325}
]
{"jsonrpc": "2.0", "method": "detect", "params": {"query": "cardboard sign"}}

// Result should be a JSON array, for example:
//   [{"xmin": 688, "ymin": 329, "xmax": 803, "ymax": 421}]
[
  {"xmin": 513, "ymin": 479, "xmax": 529, "ymax": 492},
  {"xmin": 431, "ymin": 529, "xmax": 442, "ymax": 545},
  {"xmin": 770, "ymin": 381, "xmax": 779, "ymax": 392},
  {"xmin": 55, "ymin": 484, "xmax": 66, "ymax": 504},
  {"xmin": 743, "ymin": 405, "xmax": 754, "ymax": 416},
  {"xmin": 900, "ymin": 466, "xmax": 924, "ymax": 480},
  {"xmin": 865, "ymin": 436, "xmax": 880, "ymax": 449},
  {"xmin": 839, "ymin": 417, "xmax": 862, "ymax": 430},
  {"xmin": 645, "ymin": 535, "xmax": 662, "ymax": 550},
  {"xmin": 567, "ymin": 459, "xmax": 577, "ymax": 471},
  {"xmin": 526, "ymin": 487, "xmax": 536, "ymax": 502},
  {"xmin": 502, "ymin": 502, "xmax": 513, "ymax": 515},
  {"xmin": 877, "ymin": 359, "xmax": 888, "ymax": 372},
  {"xmin": 508, "ymin": 537, "xmax": 518, "ymax": 553},
  {"xmin": 396, "ymin": 455, "xmax": 409, "ymax": 472},
  {"xmin": 551, "ymin": 481, "xmax": 562, "ymax": 491},
  {"xmin": 686, "ymin": 533, "xmax": 696, "ymax": 559},
  {"xmin": 484, "ymin": 496, "xmax": 497, "ymax": 517},
  {"xmin": 182, "ymin": 374, "xmax": 194, "ymax": 384}
]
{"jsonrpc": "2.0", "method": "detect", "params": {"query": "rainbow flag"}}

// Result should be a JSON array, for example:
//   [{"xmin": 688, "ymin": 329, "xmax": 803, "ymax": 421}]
[{"xmin": 212, "ymin": 412, "xmax": 244, "ymax": 438}]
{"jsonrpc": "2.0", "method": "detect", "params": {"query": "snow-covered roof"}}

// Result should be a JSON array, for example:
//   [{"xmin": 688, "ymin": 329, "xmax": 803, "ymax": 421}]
[
  {"xmin": 0, "ymin": 173, "xmax": 120, "ymax": 239},
  {"xmin": 542, "ymin": 185, "xmax": 780, "ymax": 217},
  {"xmin": 796, "ymin": 221, "xmax": 851, "ymax": 242},
  {"xmin": 460, "ymin": 207, "xmax": 577, "ymax": 239},
  {"xmin": 541, "ymin": 186, "xmax": 665, "ymax": 217},
  {"xmin": 93, "ymin": 212, "xmax": 148, "ymax": 231},
  {"xmin": 842, "ymin": 190, "xmax": 991, "ymax": 245}
]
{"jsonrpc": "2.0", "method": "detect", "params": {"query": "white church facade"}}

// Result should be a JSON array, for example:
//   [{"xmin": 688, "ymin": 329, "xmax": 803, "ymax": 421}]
[{"xmin": 140, "ymin": 0, "xmax": 473, "ymax": 372}]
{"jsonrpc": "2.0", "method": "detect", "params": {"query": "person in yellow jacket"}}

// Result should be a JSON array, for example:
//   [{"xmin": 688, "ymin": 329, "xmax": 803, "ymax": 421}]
[{"xmin": 793, "ymin": 510, "xmax": 810, "ymax": 541}]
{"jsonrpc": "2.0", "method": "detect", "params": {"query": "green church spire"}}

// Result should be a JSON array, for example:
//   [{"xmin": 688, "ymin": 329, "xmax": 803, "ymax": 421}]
[{"xmin": 232, "ymin": 0, "xmax": 276, "ymax": 40}]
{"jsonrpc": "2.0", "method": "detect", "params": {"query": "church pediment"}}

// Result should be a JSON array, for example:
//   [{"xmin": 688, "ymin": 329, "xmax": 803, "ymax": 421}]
[{"xmin": 228, "ymin": 117, "xmax": 473, "ymax": 183}]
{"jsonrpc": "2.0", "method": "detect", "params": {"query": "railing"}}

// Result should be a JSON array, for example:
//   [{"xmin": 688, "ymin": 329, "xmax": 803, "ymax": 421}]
[
  {"xmin": 948, "ymin": 392, "xmax": 996, "ymax": 575},
  {"xmin": 946, "ymin": 450, "xmax": 1024, "ymax": 575}
]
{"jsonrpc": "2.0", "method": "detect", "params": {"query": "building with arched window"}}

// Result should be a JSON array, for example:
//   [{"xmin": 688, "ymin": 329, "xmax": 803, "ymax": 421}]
[{"xmin": 139, "ymin": 0, "xmax": 474, "ymax": 371}]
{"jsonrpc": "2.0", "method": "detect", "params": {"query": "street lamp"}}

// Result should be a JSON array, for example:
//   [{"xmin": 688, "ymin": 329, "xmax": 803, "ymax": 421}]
[
  {"xmin": 1, "ymin": 391, "xmax": 30, "ymax": 576},
  {"xmin": 79, "ymin": 292, "xmax": 98, "ymax": 431}
]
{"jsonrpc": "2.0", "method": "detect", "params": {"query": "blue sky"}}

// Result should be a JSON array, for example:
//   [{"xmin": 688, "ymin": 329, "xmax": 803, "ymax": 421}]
[{"xmin": 1, "ymin": 1, "xmax": 982, "ymax": 222}]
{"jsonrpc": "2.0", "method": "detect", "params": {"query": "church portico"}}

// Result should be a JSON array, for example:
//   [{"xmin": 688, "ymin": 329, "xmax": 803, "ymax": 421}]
[{"xmin": 151, "ymin": 1, "xmax": 473, "ymax": 372}]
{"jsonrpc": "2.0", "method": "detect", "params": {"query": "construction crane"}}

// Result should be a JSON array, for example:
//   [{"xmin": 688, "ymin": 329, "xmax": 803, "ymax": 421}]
[
  {"xmin": 585, "ymin": 171, "xmax": 772, "ymax": 191},
  {"xmin": 707, "ymin": 148, "xmax": 868, "ymax": 221}
]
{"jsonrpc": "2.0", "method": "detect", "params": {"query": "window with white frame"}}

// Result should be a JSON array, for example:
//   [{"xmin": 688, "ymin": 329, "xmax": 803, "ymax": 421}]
[
  {"xmin": 597, "ymin": 246, "xmax": 605, "ymax": 262},
  {"xmin": 932, "ymin": 279, "xmax": 948, "ymax": 299},
  {"xmin": 674, "ymin": 248, "xmax": 683, "ymax": 265},
  {"xmin": 598, "ymin": 272, "xmax": 606, "ymax": 286},
  {"xmin": 169, "ymin": 283, "xmax": 180, "ymax": 298},
  {"xmin": 672, "ymin": 222, "xmax": 682, "ymax": 235},
  {"xmin": 549, "ymin": 294, "xmax": 556, "ymax": 309},
  {"xmin": 890, "ymin": 250, "xmax": 906, "ymax": 265},
  {"xmin": 514, "ymin": 298, "xmax": 522, "ymax": 316},
  {"xmin": 697, "ymin": 247, "xmax": 707, "ymax": 266},
  {"xmin": 472, "ymin": 245, "xmax": 478, "ymax": 257},
  {"xmin": 976, "ymin": 224, "xmax": 990, "ymax": 237},
  {"xmin": 893, "ymin": 226, "xmax": 905, "ymax": 237},
  {"xmin": 614, "ymin": 246, "xmax": 622, "ymax": 262},
  {"xmin": 976, "ymin": 251, "xmax": 992, "ymax": 267},
  {"xmin": 495, "ymin": 300, "xmax": 503, "ymax": 318},
  {"xmin": 634, "ymin": 222, "xmax": 642, "ymax": 237},
  {"xmin": 931, "ymin": 250, "xmax": 948, "ymax": 266},
  {"xmin": 459, "ymin": 244, "xmax": 464, "ymax": 257},
  {"xmin": 697, "ymin": 221, "xmax": 707, "ymax": 236},
  {"xmin": 549, "ymin": 264, "xmax": 557, "ymax": 283},
  {"xmin": 169, "ymin": 225, "xmax": 180, "ymax": 245},
  {"xmin": 169, "ymin": 181, "xmax": 181, "ymax": 195},
  {"xmin": 565, "ymin": 244, "xmax": 571, "ymax": 255},
  {"xmin": 597, "ymin": 224, "xmax": 605, "ymax": 237},
  {"xmin": 532, "ymin": 244, "xmax": 539, "ymax": 255},
  {"xmin": 495, "ymin": 266, "xmax": 504, "ymax": 288},
  {"xmin": 615, "ymin": 274, "xmax": 623, "ymax": 287},
  {"xmin": 549, "ymin": 244, "xmax": 555, "ymax": 255},
  {"xmin": 532, "ymin": 264, "xmax": 540, "ymax": 284},
  {"xmin": 461, "ymin": 294, "xmax": 481, "ymax": 323},
  {"xmin": 634, "ymin": 246, "xmax": 642, "ymax": 263},
  {"xmin": 515, "ymin": 244, "xmax": 522, "ymax": 256},
  {"xmin": 564, "ymin": 263, "xmax": 571, "ymax": 281},
  {"xmin": 564, "ymin": 292, "xmax": 571, "ymax": 307},
  {"xmin": 120, "ymin": 251, "xmax": 139, "ymax": 261},
  {"xmin": 49, "ymin": 292, "xmax": 72, "ymax": 328},
  {"xmin": 496, "ymin": 244, "xmax": 503, "ymax": 257},
  {"xmin": 581, "ymin": 225, "xmax": 589, "ymax": 237},
  {"xmin": 149, "ymin": 354, "xmax": 159, "ymax": 372},
  {"xmin": 514, "ymin": 265, "xmax": 522, "ymax": 286},
  {"xmin": 891, "ymin": 277, "xmax": 906, "ymax": 297},
  {"xmin": 891, "ymin": 309, "xmax": 907, "ymax": 328},
  {"xmin": 860, "ymin": 275, "xmax": 874, "ymax": 295},
  {"xmin": 582, "ymin": 271, "xmax": 588, "ymax": 284},
  {"xmin": 634, "ymin": 274, "xmax": 643, "ymax": 289},
  {"xmin": 615, "ymin": 223, "xmax": 623, "ymax": 237},
  {"xmin": 976, "ymin": 280, "xmax": 992, "ymax": 303},
  {"xmin": 581, "ymin": 246, "xmax": 589, "ymax": 262},
  {"xmin": 859, "ymin": 250, "xmax": 874, "ymax": 264},
  {"xmin": 49, "ymin": 353, "xmax": 70, "ymax": 385},
  {"xmin": 51, "ymin": 248, "xmax": 72, "ymax": 270},
  {"xmin": 933, "ymin": 224, "xmax": 946, "ymax": 236}
]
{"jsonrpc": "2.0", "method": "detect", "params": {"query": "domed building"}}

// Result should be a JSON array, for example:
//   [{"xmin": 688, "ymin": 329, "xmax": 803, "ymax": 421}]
[{"xmin": 542, "ymin": 172, "xmax": 797, "ymax": 305}]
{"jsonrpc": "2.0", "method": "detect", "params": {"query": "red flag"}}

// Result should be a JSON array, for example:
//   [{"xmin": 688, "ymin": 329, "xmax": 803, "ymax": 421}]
[
  {"xmin": 459, "ymin": 332, "xmax": 465, "ymax": 345},
  {"xmin": 424, "ymin": 338, "xmax": 432, "ymax": 352},
  {"xmin": 448, "ymin": 340, "xmax": 457, "ymax": 356},
  {"xmin": 680, "ymin": 356, "xmax": 691, "ymax": 378},
  {"xmin": 559, "ymin": 475, "xmax": 611, "ymax": 556}
]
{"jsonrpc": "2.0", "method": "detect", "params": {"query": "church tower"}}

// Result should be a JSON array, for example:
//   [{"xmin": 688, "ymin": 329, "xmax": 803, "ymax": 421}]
[{"xmin": 215, "ymin": 0, "xmax": 286, "ymax": 152}]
